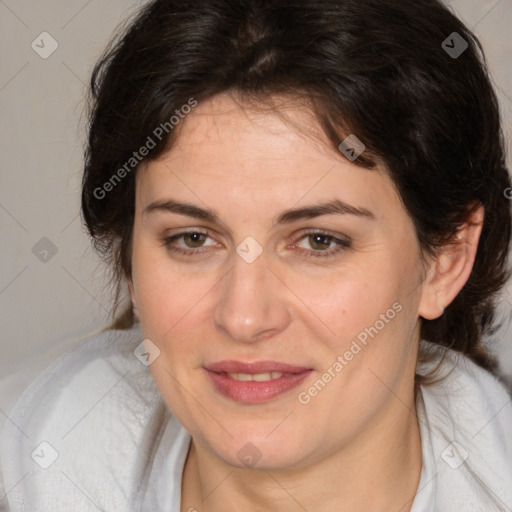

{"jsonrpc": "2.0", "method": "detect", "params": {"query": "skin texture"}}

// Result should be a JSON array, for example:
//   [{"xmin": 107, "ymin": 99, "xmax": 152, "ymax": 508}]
[{"xmin": 128, "ymin": 92, "xmax": 484, "ymax": 512}]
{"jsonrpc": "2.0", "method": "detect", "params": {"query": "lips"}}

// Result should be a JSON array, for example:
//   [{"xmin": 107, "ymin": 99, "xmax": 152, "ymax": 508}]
[
  {"xmin": 205, "ymin": 360, "xmax": 313, "ymax": 404},
  {"xmin": 205, "ymin": 360, "xmax": 311, "ymax": 374}
]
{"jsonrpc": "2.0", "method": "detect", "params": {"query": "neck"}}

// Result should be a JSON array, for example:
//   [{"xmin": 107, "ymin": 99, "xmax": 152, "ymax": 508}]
[{"xmin": 181, "ymin": 390, "xmax": 422, "ymax": 512}]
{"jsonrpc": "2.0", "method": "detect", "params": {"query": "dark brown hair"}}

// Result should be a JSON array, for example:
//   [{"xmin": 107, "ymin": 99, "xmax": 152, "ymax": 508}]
[{"xmin": 82, "ymin": 0, "xmax": 511, "ymax": 376}]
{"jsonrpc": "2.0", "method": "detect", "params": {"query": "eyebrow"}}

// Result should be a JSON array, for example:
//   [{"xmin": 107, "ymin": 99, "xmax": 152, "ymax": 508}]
[{"xmin": 142, "ymin": 198, "xmax": 376, "ymax": 226}]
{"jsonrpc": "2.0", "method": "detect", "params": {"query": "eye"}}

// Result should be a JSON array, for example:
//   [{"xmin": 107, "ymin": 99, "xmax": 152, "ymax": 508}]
[
  {"xmin": 162, "ymin": 229, "xmax": 351, "ymax": 259},
  {"xmin": 293, "ymin": 231, "xmax": 351, "ymax": 259},
  {"xmin": 162, "ymin": 230, "xmax": 217, "ymax": 255}
]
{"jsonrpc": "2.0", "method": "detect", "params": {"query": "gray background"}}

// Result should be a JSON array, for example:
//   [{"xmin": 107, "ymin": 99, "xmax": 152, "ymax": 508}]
[{"xmin": 1, "ymin": 0, "xmax": 511, "ymax": 420}]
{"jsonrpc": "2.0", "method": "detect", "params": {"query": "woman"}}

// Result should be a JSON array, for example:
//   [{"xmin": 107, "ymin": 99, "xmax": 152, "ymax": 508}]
[{"xmin": 1, "ymin": 0, "xmax": 511, "ymax": 510}]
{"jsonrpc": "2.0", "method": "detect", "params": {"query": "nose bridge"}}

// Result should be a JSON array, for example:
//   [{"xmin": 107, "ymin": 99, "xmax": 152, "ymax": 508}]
[{"xmin": 213, "ymin": 249, "xmax": 289, "ymax": 342}]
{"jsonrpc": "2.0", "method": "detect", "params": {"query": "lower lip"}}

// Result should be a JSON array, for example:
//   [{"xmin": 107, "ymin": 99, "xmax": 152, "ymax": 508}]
[{"xmin": 206, "ymin": 369, "xmax": 313, "ymax": 404}]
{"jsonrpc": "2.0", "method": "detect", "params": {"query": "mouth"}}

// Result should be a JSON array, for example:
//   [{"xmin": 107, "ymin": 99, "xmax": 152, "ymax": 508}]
[{"xmin": 204, "ymin": 360, "xmax": 313, "ymax": 404}]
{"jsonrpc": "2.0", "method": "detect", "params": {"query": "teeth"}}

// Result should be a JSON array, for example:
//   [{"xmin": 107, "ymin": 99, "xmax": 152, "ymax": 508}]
[{"xmin": 227, "ymin": 372, "xmax": 285, "ymax": 381}]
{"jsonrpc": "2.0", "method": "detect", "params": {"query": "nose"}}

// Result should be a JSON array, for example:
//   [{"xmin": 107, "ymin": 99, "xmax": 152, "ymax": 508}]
[{"xmin": 213, "ymin": 249, "xmax": 291, "ymax": 343}]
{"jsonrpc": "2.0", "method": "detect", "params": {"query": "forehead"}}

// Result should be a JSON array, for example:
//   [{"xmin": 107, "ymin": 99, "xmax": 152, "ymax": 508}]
[
  {"xmin": 165, "ymin": 93, "xmax": 337, "ymax": 175},
  {"xmin": 135, "ymin": 93, "xmax": 401, "ymax": 224}
]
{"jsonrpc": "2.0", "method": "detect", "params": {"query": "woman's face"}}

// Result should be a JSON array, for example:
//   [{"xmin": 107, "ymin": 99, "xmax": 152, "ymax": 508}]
[{"xmin": 129, "ymin": 93, "xmax": 430, "ymax": 470}]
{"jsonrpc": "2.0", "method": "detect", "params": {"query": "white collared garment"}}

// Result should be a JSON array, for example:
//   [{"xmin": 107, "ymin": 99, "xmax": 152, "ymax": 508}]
[{"xmin": 1, "ymin": 324, "xmax": 511, "ymax": 512}]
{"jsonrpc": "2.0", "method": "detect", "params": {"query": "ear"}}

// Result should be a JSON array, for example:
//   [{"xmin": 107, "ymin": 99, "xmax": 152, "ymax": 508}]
[{"xmin": 418, "ymin": 204, "xmax": 484, "ymax": 320}]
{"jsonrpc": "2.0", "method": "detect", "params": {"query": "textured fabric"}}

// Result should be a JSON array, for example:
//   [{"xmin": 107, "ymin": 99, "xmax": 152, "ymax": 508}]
[{"xmin": 1, "ymin": 325, "xmax": 511, "ymax": 511}]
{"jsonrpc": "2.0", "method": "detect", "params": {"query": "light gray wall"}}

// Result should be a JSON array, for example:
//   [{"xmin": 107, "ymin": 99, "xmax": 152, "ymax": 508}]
[{"xmin": 1, "ymin": 0, "xmax": 511, "ymax": 415}]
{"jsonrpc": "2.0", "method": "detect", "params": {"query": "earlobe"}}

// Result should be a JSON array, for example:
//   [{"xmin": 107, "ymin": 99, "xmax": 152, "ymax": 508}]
[
  {"xmin": 418, "ymin": 266, "xmax": 447, "ymax": 321},
  {"xmin": 418, "ymin": 204, "xmax": 484, "ymax": 321}
]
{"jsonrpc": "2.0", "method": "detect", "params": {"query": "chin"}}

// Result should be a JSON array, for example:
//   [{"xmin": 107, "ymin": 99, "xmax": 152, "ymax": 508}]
[{"xmin": 209, "ymin": 432, "xmax": 310, "ymax": 471}]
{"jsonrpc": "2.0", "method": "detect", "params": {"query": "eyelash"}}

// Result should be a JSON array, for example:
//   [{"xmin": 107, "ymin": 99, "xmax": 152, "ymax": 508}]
[{"xmin": 161, "ymin": 229, "xmax": 351, "ymax": 260}]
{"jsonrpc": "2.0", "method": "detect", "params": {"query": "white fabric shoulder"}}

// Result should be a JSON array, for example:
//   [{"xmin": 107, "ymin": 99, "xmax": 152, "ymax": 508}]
[
  {"xmin": 0, "ymin": 324, "xmax": 190, "ymax": 512},
  {"xmin": 411, "ymin": 341, "xmax": 512, "ymax": 511}
]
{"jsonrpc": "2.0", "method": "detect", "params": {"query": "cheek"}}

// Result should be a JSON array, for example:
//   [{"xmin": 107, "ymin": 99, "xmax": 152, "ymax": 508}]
[
  {"xmin": 293, "ymin": 263, "xmax": 401, "ymax": 347},
  {"xmin": 132, "ymin": 245, "xmax": 197, "ymax": 329},
  {"xmin": 302, "ymin": 265, "xmax": 418, "ymax": 400},
  {"xmin": 131, "ymin": 248, "xmax": 216, "ymax": 396}
]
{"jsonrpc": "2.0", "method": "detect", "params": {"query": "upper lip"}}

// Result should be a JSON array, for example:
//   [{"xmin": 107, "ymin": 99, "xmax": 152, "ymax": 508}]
[{"xmin": 205, "ymin": 360, "xmax": 312, "ymax": 374}]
